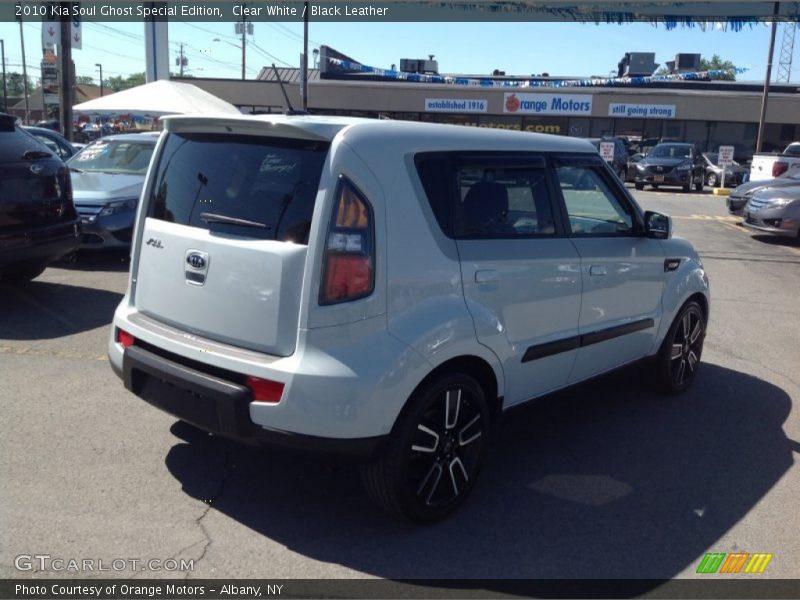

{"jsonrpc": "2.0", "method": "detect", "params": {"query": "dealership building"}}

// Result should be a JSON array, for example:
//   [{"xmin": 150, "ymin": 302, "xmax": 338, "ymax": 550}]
[{"xmin": 177, "ymin": 50, "xmax": 800, "ymax": 160}]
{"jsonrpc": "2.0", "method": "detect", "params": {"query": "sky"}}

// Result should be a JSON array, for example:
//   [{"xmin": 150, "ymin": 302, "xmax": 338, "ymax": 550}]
[{"xmin": 0, "ymin": 18, "xmax": 796, "ymax": 87}]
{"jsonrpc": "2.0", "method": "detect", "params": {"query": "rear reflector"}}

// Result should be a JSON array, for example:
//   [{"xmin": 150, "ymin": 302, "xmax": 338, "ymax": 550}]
[
  {"xmin": 246, "ymin": 376, "xmax": 284, "ymax": 403},
  {"xmin": 116, "ymin": 328, "xmax": 135, "ymax": 348}
]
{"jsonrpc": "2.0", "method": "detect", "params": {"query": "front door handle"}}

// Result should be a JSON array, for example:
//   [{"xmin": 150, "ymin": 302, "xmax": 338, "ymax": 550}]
[
  {"xmin": 589, "ymin": 265, "xmax": 607, "ymax": 276},
  {"xmin": 475, "ymin": 270, "xmax": 499, "ymax": 284}
]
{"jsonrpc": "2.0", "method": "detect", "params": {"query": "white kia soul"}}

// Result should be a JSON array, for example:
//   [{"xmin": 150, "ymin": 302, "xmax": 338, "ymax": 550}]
[{"xmin": 109, "ymin": 115, "xmax": 709, "ymax": 522}]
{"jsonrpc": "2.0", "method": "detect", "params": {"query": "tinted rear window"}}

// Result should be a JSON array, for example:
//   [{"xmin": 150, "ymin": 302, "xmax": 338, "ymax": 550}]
[
  {"xmin": 148, "ymin": 132, "xmax": 329, "ymax": 243},
  {"xmin": 0, "ymin": 126, "xmax": 48, "ymax": 162}
]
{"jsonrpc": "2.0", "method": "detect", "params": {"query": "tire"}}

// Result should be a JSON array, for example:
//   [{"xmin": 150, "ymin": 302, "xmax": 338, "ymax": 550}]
[
  {"xmin": 0, "ymin": 265, "xmax": 46, "ymax": 283},
  {"xmin": 653, "ymin": 300, "xmax": 706, "ymax": 394},
  {"xmin": 361, "ymin": 372, "xmax": 490, "ymax": 523},
  {"xmin": 706, "ymin": 172, "xmax": 718, "ymax": 187},
  {"xmin": 634, "ymin": 182, "xmax": 644, "ymax": 191}
]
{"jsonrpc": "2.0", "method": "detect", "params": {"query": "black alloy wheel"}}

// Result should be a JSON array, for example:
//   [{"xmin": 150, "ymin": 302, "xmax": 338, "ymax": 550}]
[
  {"xmin": 362, "ymin": 373, "xmax": 490, "ymax": 522},
  {"xmin": 655, "ymin": 300, "xmax": 706, "ymax": 394}
]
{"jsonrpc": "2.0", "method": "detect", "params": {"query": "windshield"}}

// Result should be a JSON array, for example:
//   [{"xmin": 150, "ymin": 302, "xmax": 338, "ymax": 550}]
[
  {"xmin": 649, "ymin": 144, "xmax": 692, "ymax": 159},
  {"xmin": 68, "ymin": 139, "xmax": 155, "ymax": 174}
]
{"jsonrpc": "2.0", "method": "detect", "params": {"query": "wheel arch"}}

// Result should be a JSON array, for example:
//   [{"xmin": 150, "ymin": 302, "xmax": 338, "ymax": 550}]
[{"xmin": 394, "ymin": 355, "xmax": 502, "ymax": 433}]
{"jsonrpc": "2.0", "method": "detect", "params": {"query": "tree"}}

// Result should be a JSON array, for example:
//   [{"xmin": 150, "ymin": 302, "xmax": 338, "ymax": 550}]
[
  {"xmin": 699, "ymin": 54, "xmax": 737, "ymax": 81},
  {"xmin": 75, "ymin": 75, "xmax": 96, "ymax": 86},
  {"xmin": 655, "ymin": 54, "xmax": 737, "ymax": 81},
  {"xmin": 105, "ymin": 72, "xmax": 146, "ymax": 93},
  {"xmin": 6, "ymin": 72, "xmax": 35, "ymax": 96}
]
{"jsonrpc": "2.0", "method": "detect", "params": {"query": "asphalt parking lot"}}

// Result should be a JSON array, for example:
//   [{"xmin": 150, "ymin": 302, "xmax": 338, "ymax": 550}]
[{"xmin": 1, "ymin": 187, "xmax": 799, "ymax": 584}]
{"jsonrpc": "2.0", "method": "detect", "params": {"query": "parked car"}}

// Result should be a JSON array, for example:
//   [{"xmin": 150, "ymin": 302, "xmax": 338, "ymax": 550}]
[
  {"xmin": 626, "ymin": 152, "xmax": 645, "ymax": 182},
  {"xmin": 588, "ymin": 137, "xmax": 630, "ymax": 180},
  {"xmin": 68, "ymin": 133, "xmax": 158, "ymax": 249},
  {"xmin": 633, "ymin": 142, "xmax": 706, "ymax": 192},
  {"xmin": 748, "ymin": 142, "xmax": 800, "ymax": 182},
  {"xmin": 727, "ymin": 170, "xmax": 800, "ymax": 215},
  {"xmin": 0, "ymin": 113, "xmax": 80, "ymax": 282},
  {"xmin": 701, "ymin": 152, "xmax": 748, "ymax": 188},
  {"xmin": 109, "ymin": 116, "xmax": 710, "ymax": 522},
  {"xmin": 742, "ymin": 185, "xmax": 800, "ymax": 240},
  {"xmin": 23, "ymin": 126, "xmax": 79, "ymax": 161},
  {"xmin": 34, "ymin": 119, "xmax": 61, "ymax": 132}
]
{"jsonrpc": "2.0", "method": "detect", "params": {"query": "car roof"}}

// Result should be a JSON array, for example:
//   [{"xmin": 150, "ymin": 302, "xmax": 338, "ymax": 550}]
[
  {"xmin": 23, "ymin": 125, "xmax": 64, "ymax": 137},
  {"xmin": 161, "ymin": 113, "xmax": 596, "ymax": 154},
  {"xmin": 90, "ymin": 132, "xmax": 159, "ymax": 143}
]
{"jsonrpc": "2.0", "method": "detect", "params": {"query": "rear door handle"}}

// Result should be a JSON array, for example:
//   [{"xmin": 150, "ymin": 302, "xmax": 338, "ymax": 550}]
[
  {"xmin": 589, "ymin": 265, "xmax": 607, "ymax": 276},
  {"xmin": 475, "ymin": 270, "xmax": 499, "ymax": 284}
]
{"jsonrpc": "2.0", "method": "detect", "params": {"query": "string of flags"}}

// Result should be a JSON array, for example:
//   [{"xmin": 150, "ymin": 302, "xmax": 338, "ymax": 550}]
[{"xmin": 326, "ymin": 58, "xmax": 750, "ymax": 89}]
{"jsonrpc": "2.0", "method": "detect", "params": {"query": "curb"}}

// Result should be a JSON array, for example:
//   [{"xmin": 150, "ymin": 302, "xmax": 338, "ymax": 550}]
[{"xmin": 712, "ymin": 188, "xmax": 731, "ymax": 196}]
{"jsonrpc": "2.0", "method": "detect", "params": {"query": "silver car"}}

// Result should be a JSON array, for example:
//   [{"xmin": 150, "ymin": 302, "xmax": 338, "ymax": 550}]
[
  {"xmin": 728, "ymin": 170, "xmax": 800, "ymax": 216},
  {"xmin": 742, "ymin": 185, "xmax": 800, "ymax": 240},
  {"xmin": 67, "ymin": 133, "xmax": 158, "ymax": 249}
]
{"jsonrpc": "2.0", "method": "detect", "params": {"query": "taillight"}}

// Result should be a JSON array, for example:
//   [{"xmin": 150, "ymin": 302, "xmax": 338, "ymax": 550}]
[
  {"xmin": 116, "ymin": 328, "xmax": 135, "ymax": 348},
  {"xmin": 319, "ymin": 177, "xmax": 375, "ymax": 305},
  {"xmin": 245, "ymin": 376, "xmax": 284, "ymax": 403},
  {"xmin": 773, "ymin": 161, "xmax": 789, "ymax": 177}
]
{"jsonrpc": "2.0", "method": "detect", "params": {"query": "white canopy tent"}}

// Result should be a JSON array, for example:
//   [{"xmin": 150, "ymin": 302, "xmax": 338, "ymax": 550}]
[{"xmin": 72, "ymin": 80, "xmax": 240, "ymax": 117}]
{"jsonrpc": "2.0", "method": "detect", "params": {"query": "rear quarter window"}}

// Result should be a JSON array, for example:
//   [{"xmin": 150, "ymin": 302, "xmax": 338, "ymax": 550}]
[{"xmin": 148, "ymin": 132, "xmax": 329, "ymax": 244}]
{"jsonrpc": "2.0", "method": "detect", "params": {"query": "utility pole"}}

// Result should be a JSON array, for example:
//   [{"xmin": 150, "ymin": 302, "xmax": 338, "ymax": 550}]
[
  {"xmin": 756, "ymin": 2, "xmax": 780, "ymax": 153},
  {"xmin": 18, "ymin": 15, "xmax": 30, "ymax": 123},
  {"xmin": 59, "ymin": 1, "xmax": 73, "ymax": 141},
  {"xmin": 1, "ymin": 39, "xmax": 7, "ymax": 113},
  {"xmin": 302, "ymin": 1, "xmax": 308, "ymax": 110},
  {"xmin": 175, "ymin": 43, "xmax": 187, "ymax": 76}
]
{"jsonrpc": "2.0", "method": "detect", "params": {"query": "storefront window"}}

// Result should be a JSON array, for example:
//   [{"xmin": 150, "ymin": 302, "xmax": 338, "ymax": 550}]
[
  {"xmin": 708, "ymin": 122, "xmax": 757, "ymax": 161},
  {"xmin": 567, "ymin": 118, "xmax": 590, "ymax": 137},
  {"xmin": 590, "ymin": 118, "xmax": 614, "ymax": 138}
]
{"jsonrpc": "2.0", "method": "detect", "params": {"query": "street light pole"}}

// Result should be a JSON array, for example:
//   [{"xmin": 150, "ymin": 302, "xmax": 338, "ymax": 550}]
[
  {"xmin": 95, "ymin": 63, "xmax": 103, "ymax": 96},
  {"xmin": 17, "ymin": 16, "xmax": 30, "ymax": 123},
  {"xmin": 1, "ymin": 39, "xmax": 7, "ymax": 113}
]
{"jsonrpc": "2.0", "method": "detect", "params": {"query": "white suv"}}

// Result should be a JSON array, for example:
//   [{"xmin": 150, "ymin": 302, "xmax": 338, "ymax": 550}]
[{"xmin": 109, "ymin": 115, "xmax": 709, "ymax": 522}]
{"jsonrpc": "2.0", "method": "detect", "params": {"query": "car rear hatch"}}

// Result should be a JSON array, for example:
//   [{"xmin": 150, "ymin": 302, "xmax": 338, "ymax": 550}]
[
  {"xmin": 0, "ymin": 117, "xmax": 74, "ymax": 233},
  {"xmin": 132, "ymin": 120, "xmax": 332, "ymax": 356}
]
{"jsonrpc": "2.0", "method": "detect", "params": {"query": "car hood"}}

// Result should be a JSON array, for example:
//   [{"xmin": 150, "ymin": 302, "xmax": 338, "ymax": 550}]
[
  {"xmin": 731, "ymin": 176, "xmax": 800, "ymax": 197},
  {"xmin": 750, "ymin": 185, "xmax": 800, "ymax": 202},
  {"xmin": 639, "ymin": 157, "xmax": 690, "ymax": 167},
  {"xmin": 70, "ymin": 171, "xmax": 144, "ymax": 203}
]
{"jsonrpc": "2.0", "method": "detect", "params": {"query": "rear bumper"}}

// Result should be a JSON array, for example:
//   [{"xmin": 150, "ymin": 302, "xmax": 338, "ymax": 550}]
[
  {"xmin": 0, "ymin": 219, "xmax": 81, "ymax": 270},
  {"xmin": 118, "ymin": 343, "xmax": 386, "ymax": 460}
]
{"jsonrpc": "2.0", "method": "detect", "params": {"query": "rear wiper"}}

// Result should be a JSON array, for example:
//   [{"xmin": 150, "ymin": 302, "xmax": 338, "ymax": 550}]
[
  {"xmin": 200, "ymin": 212, "xmax": 270, "ymax": 229},
  {"xmin": 22, "ymin": 150, "xmax": 53, "ymax": 160}
]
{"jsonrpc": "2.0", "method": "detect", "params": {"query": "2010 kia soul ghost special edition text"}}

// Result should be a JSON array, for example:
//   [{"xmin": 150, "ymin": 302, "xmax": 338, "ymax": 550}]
[{"xmin": 109, "ymin": 115, "xmax": 709, "ymax": 522}]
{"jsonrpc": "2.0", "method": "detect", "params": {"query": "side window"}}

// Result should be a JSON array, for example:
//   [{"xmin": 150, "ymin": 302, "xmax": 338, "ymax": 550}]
[
  {"xmin": 455, "ymin": 165, "xmax": 555, "ymax": 238},
  {"xmin": 34, "ymin": 134, "xmax": 64, "ymax": 158},
  {"xmin": 555, "ymin": 165, "xmax": 635, "ymax": 236}
]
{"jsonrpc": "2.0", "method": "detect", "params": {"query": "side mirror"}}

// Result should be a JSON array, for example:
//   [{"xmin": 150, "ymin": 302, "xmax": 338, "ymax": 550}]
[{"xmin": 644, "ymin": 210, "xmax": 671, "ymax": 239}]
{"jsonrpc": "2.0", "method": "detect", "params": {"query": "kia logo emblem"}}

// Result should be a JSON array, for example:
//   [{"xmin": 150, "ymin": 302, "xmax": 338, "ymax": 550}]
[{"xmin": 187, "ymin": 253, "xmax": 206, "ymax": 269}]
